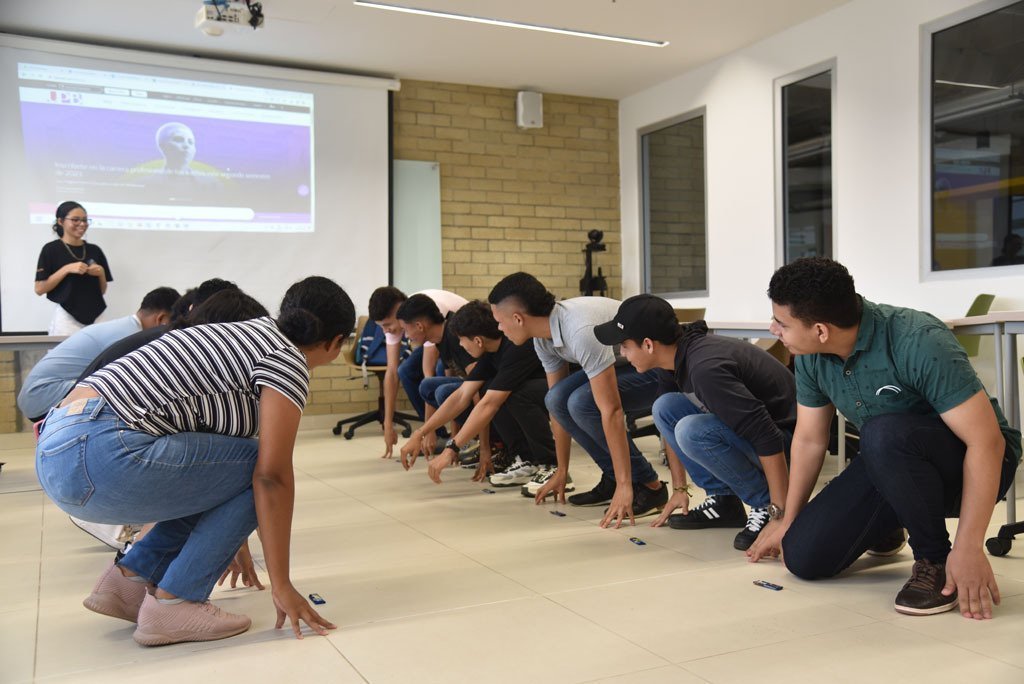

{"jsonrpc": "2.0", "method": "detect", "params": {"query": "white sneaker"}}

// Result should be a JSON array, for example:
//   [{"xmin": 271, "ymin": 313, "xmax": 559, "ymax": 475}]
[
  {"xmin": 70, "ymin": 517, "xmax": 127, "ymax": 551},
  {"xmin": 520, "ymin": 466, "xmax": 575, "ymax": 497},
  {"xmin": 489, "ymin": 456, "xmax": 538, "ymax": 487}
]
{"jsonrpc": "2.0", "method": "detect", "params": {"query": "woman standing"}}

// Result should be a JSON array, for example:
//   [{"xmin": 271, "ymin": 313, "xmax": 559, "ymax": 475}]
[
  {"xmin": 35, "ymin": 276, "xmax": 355, "ymax": 646},
  {"xmin": 34, "ymin": 201, "xmax": 113, "ymax": 335}
]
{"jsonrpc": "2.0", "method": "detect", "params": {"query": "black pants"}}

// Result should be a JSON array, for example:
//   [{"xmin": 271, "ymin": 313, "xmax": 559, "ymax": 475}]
[
  {"xmin": 782, "ymin": 413, "xmax": 1018, "ymax": 579},
  {"xmin": 489, "ymin": 377, "xmax": 556, "ymax": 467}
]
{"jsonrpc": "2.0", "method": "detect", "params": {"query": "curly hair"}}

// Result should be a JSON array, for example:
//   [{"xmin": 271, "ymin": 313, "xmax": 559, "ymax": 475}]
[
  {"xmin": 768, "ymin": 257, "xmax": 861, "ymax": 327},
  {"xmin": 449, "ymin": 300, "xmax": 501, "ymax": 339}
]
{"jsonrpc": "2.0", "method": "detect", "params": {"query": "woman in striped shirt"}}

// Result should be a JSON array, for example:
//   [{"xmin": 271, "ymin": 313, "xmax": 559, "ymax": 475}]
[{"xmin": 35, "ymin": 276, "xmax": 355, "ymax": 646}]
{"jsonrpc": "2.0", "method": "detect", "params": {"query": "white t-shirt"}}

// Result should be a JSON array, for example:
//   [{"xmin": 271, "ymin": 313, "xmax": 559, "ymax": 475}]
[{"xmin": 384, "ymin": 289, "xmax": 468, "ymax": 347}]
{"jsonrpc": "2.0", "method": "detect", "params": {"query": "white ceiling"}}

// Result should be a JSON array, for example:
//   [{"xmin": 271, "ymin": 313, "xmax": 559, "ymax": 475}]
[{"xmin": 0, "ymin": 0, "xmax": 851, "ymax": 99}]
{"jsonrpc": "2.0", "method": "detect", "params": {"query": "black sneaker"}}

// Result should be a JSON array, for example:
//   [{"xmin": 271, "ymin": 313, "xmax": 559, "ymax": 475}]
[
  {"xmin": 667, "ymin": 494, "xmax": 747, "ymax": 530},
  {"xmin": 627, "ymin": 481, "xmax": 668, "ymax": 518},
  {"xmin": 567, "ymin": 473, "xmax": 616, "ymax": 507},
  {"xmin": 894, "ymin": 559, "xmax": 958, "ymax": 616},
  {"xmin": 867, "ymin": 528, "xmax": 908, "ymax": 557},
  {"xmin": 733, "ymin": 506, "xmax": 770, "ymax": 551},
  {"xmin": 458, "ymin": 440, "xmax": 481, "ymax": 468}
]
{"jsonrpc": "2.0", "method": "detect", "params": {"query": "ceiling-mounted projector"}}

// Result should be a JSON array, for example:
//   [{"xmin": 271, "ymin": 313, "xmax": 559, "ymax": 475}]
[{"xmin": 195, "ymin": 1, "xmax": 265, "ymax": 37}]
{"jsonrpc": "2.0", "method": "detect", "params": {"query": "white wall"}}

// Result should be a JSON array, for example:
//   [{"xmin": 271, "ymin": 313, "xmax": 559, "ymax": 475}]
[{"xmin": 619, "ymin": 0, "xmax": 1024, "ymax": 322}]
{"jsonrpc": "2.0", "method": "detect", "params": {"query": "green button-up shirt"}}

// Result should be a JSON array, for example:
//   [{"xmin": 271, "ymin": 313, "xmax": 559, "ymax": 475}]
[{"xmin": 795, "ymin": 298, "xmax": 1021, "ymax": 464}]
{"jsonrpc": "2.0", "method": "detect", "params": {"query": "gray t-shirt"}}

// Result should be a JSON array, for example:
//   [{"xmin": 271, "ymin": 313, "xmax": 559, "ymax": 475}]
[{"xmin": 534, "ymin": 297, "xmax": 620, "ymax": 378}]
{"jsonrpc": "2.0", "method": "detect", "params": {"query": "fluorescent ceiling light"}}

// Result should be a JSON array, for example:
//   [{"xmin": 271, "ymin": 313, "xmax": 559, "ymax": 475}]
[{"xmin": 353, "ymin": 1, "xmax": 669, "ymax": 47}]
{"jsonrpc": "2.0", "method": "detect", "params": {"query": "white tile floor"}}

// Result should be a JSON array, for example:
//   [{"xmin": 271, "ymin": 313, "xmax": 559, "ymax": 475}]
[{"xmin": 3, "ymin": 428, "xmax": 1024, "ymax": 683}]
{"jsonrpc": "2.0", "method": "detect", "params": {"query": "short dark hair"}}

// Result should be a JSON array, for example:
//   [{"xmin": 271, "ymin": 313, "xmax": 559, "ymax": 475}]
[
  {"xmin": 169, "ymin": 289, "xmax": 196, "ymax": 326},
  {"xmin": 368, "ymin": 286, "xmax": 407, "ymax": 321},
  {"xmin": 277, "ymin": 276, "xmax": 356, "ymax": 347},
  {"xmin": 183, "ymin": 289, "xmax": 269, "ymax": 327},
  {"xmin": 139, "ymin": 287, "xmax": 181, "ymax": 314},
  {"xmin": 449, "ymin": 300, "xmax": 501, "ymax": 339},
  {"xmin": 488, "ymin": 272, "xmax": 556, "ymax": 317},
  {"xmin": 396, "ymin": 293, "xmax": 444, "ymax": 325},
  {"xmin": 194, "ymin": 278, "xmax": 239, "ymax": 308},
  {"xmin": 768, "ymin": 257, "xmax": 861, "ymax": 327}
]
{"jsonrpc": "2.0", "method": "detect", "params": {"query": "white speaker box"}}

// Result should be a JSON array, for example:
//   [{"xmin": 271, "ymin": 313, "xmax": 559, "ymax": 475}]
[{"xmin": 516, "ymin": 91, "xmax": 543, "ymax": 129}]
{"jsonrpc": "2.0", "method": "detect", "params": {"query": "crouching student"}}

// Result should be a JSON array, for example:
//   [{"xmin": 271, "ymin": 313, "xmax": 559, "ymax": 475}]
[
  {"xmin": 399, "ymin": 300, "xmax": 556, "ymax": 487},
  {"xmin": 595, "ymin": 294, "xmax": 796, "ymax": 550},
  {"xmin": 35, "ymin": 276, "xmax": 355, "ymax": 645},
  {"xmin": 749, "ymin": 258, "xmax": 1021, "ymax": 620}
]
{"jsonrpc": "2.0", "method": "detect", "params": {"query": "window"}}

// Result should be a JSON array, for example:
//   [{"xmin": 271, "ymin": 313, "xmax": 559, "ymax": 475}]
[
  {"xmin": 781, "ymin": 70, "xmax": 833, "ymax": 263},
  {"xmin": 931, "ymin": 0, "xmax": 1024, "ymax": 271},
  {"xmin": 641, "ymin": 112, "xmax": 707, "ymax": 296}
]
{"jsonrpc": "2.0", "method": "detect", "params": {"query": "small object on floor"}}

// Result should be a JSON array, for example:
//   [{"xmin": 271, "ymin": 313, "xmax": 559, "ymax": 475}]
[
  {"xmin": 550, "ymin": 510, "xmax": 566, "ymax": 517},
  {"xmin": 482, "ymin": 488, "xmax": 496, "ymax": 494},
  {"xmin": 753, "ymin": 580, "xmax": 783, "ymax": 591},
  {"xmin": 628, "ymin": 537, "xmax": 646, "ymax": 546},
  {"xmin": 308, "ymin": 593, "xmax": 326, "ymax": 605}
]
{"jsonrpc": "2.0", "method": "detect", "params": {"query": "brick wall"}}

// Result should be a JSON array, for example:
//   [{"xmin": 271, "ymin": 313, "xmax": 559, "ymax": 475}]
[
  {"xmin": 392, "ymin": 80, "xmax": 621, "ymax": 301},
  {"xmin": 646, "ymin": 116, "xmax": 706, "ymax": 294},
  {"xmin": 0, "ymin": 80, "xmax": 622, "ymax": 433}
]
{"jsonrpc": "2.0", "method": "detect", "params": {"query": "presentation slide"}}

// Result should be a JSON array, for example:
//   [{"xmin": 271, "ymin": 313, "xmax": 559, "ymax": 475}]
[
  {"xmin": 19, "ymin": 63, "xmax": 314, "ymax": 233},
  {"xmin": 0, "ymin": 36, "xmax": 394, "ymax": 333}
]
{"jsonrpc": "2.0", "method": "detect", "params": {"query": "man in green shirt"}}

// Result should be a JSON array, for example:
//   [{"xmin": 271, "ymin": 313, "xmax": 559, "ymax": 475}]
[{"xmin": 749, "ymin": 258, "xmax": 1020, "ymax": 620}]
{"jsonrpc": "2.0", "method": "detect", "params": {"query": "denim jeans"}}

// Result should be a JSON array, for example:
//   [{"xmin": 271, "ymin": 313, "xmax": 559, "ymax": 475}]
[
  {"xmin": 397, "ymin": 345, "xmax": 427, "ymax": 419},
  {"xmin": 782, "ymin": 413, "xmax": 1019, "ymax": 579},
  {"xmin": 544, "ymin": 366, "xmax": 660, "ymax": 484},
  {"xmin": 36, "ymin": 397, "xmax": 260, "ymax": 602},
  {"xmin": 653, "ymin": 392, "xmax": 788, "ymax": 507},
  {"xmin": 431, "ymin": 378, "xmax": 472, "ymax": 424},
  {"xmin": 490, "ymin": 377, "xmax": 556, "ymax": 466}
]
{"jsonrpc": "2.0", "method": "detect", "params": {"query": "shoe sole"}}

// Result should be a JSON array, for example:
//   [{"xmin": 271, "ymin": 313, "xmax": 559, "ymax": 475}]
[
  {"xmin": 521, "ymin": 486, "xmax": 576, "ymax": 498},
  {"xmin": 893, "ymin": 598, "xmax": 958, "ymax": 616},
  {"xmin": 83, "ymin": 594, "xmax": 141, "ymax": 623},
  {"xmin": 133, "ymin": 621, "xmax": 251, "ymax": 647},
  {"xmin": 667, "ymin": 519, "xmax": 746, "ymax": 530},
  {"xmin": 568, "ymin": 498, "xmax": 612, "ymax": 507},
  {"xmin": 866, "ymin": 538, "xmax": 908, "ymax": 557}
]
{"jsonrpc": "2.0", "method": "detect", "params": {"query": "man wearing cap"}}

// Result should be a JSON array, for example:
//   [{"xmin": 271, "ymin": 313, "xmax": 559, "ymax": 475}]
[
  {"xmin": 488, "ymin": 273, "xmax": 668, "ymax": 528},
  {"xmin": 597, "ymin": 294, "xmax": 797, "ymax": 551}
]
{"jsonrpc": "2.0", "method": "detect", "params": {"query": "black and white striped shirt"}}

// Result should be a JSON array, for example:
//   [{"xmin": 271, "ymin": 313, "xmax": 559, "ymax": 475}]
[{"xmin": 84, "ymin": 317, "xmax": 309, "ymax": 437}]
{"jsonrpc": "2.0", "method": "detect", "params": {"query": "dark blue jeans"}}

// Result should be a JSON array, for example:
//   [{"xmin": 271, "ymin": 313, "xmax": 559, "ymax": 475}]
[
  {"xmin": 783, "ymin": 413, "xmax": 1018, "ymax": 579},
  {"xmin": 397, "ymin": 345, "xmax": 427, "ymax": 419},
  {"xmin": 544, "ymin": 366, "xmax": 660, "ymax": 484}
]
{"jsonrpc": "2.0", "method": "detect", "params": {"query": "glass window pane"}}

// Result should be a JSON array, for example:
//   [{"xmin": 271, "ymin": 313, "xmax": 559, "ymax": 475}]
[
  {"xmin": 932, "ymin": 1, "xmax": 1024, "ymax": 271},
  {"xmin": 642, "ymin": 115, "xmax": 706, "ymax": 295},
  {"xmin": 782, "ymin": 71, "xmax": 832, "ymax": 263}
]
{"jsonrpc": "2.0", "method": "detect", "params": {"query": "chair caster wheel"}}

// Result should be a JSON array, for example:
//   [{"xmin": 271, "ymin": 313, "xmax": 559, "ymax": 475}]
[
  {"xmin": 344, "ymin": 431, "xmax": 355, "ymax": 440},
  {"xmin": 332, "ymin": 426, "xmax": 341, "ymax": 435},
  {"xmin": 986, "ymin": 536, "xmax": 1012, "ymax": 557},
  {"xmin": 402, "ymin": 428, "xmax": 412, "ymax": 438}
]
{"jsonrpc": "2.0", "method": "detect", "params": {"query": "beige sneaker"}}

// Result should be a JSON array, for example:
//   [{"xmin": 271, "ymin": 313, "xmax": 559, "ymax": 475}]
[
  {"xmin": 133, "ymin": 593, "xmax": 251, "ymax": 646},
  {"xmin": 82, "ymin": 562, "xmax": 148, "ymax": 623}
]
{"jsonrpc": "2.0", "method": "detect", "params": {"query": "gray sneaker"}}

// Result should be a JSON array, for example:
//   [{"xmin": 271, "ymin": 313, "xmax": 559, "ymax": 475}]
[{"xmin": 521, "ymin": 466, "xmax": 575, "ymax": 497}]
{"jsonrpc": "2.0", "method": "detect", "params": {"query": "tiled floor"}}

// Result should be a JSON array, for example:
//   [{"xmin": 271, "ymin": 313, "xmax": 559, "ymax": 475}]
[{"xmin": 3, "ymin": 429, "xmax": 1024, "ymax": 683}]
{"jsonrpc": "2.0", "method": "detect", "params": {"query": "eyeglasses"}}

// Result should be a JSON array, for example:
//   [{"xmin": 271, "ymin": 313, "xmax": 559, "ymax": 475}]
[{"xmin": 63, "ymin": 217, "xmax": 92, "ymax": 225}]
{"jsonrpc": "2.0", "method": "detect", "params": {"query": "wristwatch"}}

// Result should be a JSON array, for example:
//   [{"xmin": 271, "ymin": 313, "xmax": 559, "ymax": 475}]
[
  {"xmin": 444, "ymin": 438, "xmax": 459, "ymax": 453},
  {"xmin": 767, "ymin": 503, "xmax": 785, "ymax": 521}
]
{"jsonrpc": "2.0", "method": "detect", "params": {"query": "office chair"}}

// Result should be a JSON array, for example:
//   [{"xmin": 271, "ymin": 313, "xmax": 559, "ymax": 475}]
[{"xmin": 332, "ymin": 316, "xmax": 419, "ymax": 440}]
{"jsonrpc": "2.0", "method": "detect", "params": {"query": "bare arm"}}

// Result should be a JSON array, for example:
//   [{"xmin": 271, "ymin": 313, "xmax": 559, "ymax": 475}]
[
  {"xmin": 400, "ymin": 379, "xmax": 482, "ymax": 469},
  {"xmin": 380, "ymin": 342, "xmax": 402, "ymax": 458},
  {"xmin": 254, "ymin": 387, "xmax": 335, "ymax": 638},
  {"xmin": 422, "ymin": 345, "xmax": 439, "ymax": 379},
  {"xmin": 425, "ymin": 387, "xmax": 510, "ymax": 484},
  {"xmin": 34, "ymin": 262, "xmax": 83, "ymax": 296},
  {"xmin": 589, "ymin": 366, "xmax": 635, "ymax": 528},
  {"xmin": 940, "ymin": 390, "xmax": 1006, "ymax": 619}
]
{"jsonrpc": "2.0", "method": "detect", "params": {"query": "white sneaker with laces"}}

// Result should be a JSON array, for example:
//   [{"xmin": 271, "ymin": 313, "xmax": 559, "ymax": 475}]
[
  {"xmin": 488, "ymin": 456, "xmax": 538, "ymax": 487},
  {"xmin": 520, "ymin": 466, "xmax": 575, "ymax": 497}
]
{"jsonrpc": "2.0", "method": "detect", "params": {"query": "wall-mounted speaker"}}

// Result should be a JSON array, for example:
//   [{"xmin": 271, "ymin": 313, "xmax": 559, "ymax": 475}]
[{"xmin": 516, "ymin": 91, "xmax": 543, "ymax": 129}]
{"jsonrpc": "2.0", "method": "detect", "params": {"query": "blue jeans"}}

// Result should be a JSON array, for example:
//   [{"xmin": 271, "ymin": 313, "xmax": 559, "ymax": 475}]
[
  {"xmin": 398, "ymin": 345, "xmax": 427, "ymax": 419},
  {"xmin": 432, "ymin": 379, "xmax": 472, "ymax": 424},
  {"xmin": 653, "ymin": 393, "xmax": 786, "ymax": 507},
  {"xmin": 544, "ymin": 366, "xmax": 659, "ymax": 484},
  {"xmin": 35, "ymin": 398, "xmax": 260, "ymax": 602}
]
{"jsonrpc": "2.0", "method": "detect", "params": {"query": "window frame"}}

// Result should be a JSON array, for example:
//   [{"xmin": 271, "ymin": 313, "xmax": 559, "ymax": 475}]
[
  {"xmin": 638, "ymin": 106, "xmax": 709, "ymax": 298},
  {"xmin": 774, "ymin": 59, "xmax": 837, "ymax": 268},
  {"xmin": 920, "ymin": 0, "xmax": 1024, "ymax": 281}
]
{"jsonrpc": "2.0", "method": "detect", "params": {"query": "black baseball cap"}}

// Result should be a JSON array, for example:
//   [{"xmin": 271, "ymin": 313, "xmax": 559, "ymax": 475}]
[{"xmin": 594, "ymin": 294, "xmax": 680, "ymax": 346}]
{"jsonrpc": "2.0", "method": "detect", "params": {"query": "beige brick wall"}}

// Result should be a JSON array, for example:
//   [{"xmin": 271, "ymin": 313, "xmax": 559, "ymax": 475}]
[
  {"xmin": 0, "ymin": 80, "xmax": 622, "ymax": 432},
  {"xmin": 0, "ymin": 353, "xmax": 18, "ymax": 433},
  {"xmin": 393, "ymin": 80, "xmax": 622, "ymax": 301}
]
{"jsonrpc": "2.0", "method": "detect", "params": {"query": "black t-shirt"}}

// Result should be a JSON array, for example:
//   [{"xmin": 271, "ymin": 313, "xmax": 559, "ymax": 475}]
[
  {"xmin": 76, "ymin": 324, "xmax": 168, "ymax": 384},
  {"xmin": 436, "ymin": 313, "xmax": 475, "ymax": 374},
  {"xmin": 467, "ymin": 336, "xmax": 545, "ymax": 392},
  {"xmin": 35, "ymin": 239, "xmax": 113, "ymax": 325}
]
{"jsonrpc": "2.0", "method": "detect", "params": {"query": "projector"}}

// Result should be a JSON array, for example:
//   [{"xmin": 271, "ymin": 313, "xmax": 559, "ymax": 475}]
[{"xmin": 195, "ymin": 1, "xmax": 265, "ymax": 36}]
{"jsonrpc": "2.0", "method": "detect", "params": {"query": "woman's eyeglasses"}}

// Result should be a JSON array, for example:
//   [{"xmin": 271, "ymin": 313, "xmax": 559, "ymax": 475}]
[{"xmin": 63, "ymin": 217, "xmax": 92, "ymax": 226}]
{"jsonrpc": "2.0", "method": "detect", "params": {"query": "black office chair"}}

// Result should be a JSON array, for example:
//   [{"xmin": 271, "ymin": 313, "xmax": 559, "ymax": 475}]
[{"xmin": 332, "ymin": 316, "xmax": 419, "ymax": 440}]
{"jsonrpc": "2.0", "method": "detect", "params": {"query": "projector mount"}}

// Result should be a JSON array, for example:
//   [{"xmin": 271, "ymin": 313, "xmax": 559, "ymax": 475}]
[{"xmin": 196, "ymin": 0, "xmax": 265, "ymax": 36}]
